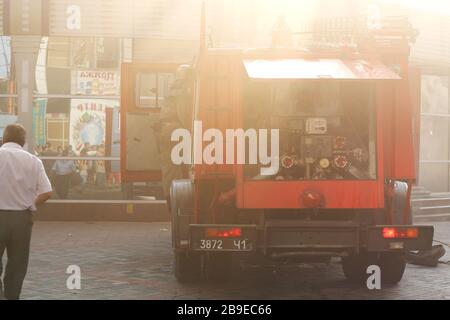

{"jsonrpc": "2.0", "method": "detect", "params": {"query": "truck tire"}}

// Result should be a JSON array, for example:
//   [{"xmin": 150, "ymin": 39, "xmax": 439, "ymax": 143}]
[
  {"xmin": 171, "ymin": 180, "xmax": 202, "ymax": 282},
  {"xmin": 170, "ymin": 180, "xmax": 194, "ymax": 249},
  {"xmin": 174, "ymin": 250, "xmax": 202, "ymax": 283},
  {"xmin": 203, "ymin": 253, "xmax": 233, "ymax": 283},
  {"xmin": 392, "ymin": 181, "xmax": 412, "ymax": 225},
  {"xmin": 341, "ymin": 253, "xmax": 378, "ymax": 283},
  {"xmin": 379, "ymin": 253, "xmax": 406, "ymax": 284}
]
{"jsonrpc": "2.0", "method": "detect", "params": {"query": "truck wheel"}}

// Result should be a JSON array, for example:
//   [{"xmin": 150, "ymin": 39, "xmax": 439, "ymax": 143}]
[
  {"xmin": 341, "ymin": 253, "xmax": 377, "ymax": 283},
  {"xmin": 379, "ymin": 253, "xmax": 406, "ymax": 284},
  {"xmin": 203, "ymin": 253, "xmax": 233, "ymax": 283},
  {"xmin": 170, "ymin": 180, "xmax": 194, "ymax": 250},
  {"xmin": 171, "ymin": 180, "xmax": 201, "ymax": 283},
  {"xmin": 174, "ymin": 250, "xmax": 202, "ymax": 283}
]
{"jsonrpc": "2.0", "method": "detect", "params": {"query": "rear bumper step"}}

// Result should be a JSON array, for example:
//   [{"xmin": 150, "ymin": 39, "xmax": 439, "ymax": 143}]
[{"xmin": 188, "ymin": 224, "xmax": 434, "ymax": 254}]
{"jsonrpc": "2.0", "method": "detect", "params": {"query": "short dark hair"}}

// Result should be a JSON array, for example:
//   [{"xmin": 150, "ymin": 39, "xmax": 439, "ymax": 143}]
[{"xmin": 3, "ymin": 124, "xmax": 26, "ymax": 147}]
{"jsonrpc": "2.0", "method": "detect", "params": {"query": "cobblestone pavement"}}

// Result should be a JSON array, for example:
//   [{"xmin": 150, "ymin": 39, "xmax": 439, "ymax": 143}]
[{"xmin": 6, "ymin": 221, "xmax": 449, "ymax": 300}]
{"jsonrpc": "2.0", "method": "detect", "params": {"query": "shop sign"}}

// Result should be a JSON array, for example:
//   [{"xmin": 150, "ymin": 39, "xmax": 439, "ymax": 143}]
[
  {"xmin": 74, "ymin": 70, "xmax": 119, "ymax": 96},
  {"xmin": 69, "ymin": 99, "xmax": 118, "ymax": 153}
]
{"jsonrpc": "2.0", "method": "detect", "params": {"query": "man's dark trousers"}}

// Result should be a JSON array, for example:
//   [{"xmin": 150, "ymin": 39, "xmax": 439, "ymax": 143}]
[{"xmin": 0, "ymin": 211, "xmax": 33, "ymax": 300}]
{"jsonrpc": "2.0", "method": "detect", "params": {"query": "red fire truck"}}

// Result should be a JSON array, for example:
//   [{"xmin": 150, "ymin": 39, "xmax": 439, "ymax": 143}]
[{"xmin": 122, "ymin": 12, "xmax": 433, "ymax": 284}]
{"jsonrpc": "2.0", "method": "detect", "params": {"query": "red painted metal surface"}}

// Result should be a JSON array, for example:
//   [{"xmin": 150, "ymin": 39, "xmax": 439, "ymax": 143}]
[
  {"xmin": 379, "ymin": 61, "xmax": 417, "ymax": 181},
  {"xmin": 392, "ymin": 69, "xmax": 416, "ymax": 180},
  {"xmin": 379, "ymin": 81, "xmax": 395, "ymax": 179},
  {"xmin": 122, "ymin": 33, "xmax": 417, "ymax": 211},
  {"xmin": 241, "ymin": 180, "xmax": 383, "ymax": 209},
  {"xmin": 194, "ymin": 53, "xmax": 241, "ymax": 179},
  {"xmin": 194, "ymin": 45, "xmax": 417, "ymax": 209}
]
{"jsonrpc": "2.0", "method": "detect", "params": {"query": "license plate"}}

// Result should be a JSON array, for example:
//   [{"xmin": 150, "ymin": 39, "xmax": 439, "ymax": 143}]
[
  {"xmin": 190, "ymin": 224, "xmax": 256, "ymax": 252},
  {"xmin": 192, "ymin": 238, "xmax": 253, "ymax": 251}
]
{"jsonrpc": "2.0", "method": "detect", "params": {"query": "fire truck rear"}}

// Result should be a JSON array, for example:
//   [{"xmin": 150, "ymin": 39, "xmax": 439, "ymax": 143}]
[
  {"xmin": 171, "ymin": 12, "xmax": 433, "ymax": 283},
  {"xmin": 129, "ymin": 12, "xmax": 434, "ymax": 284}
]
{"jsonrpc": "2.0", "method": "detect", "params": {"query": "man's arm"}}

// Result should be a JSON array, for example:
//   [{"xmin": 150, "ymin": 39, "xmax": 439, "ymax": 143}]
[
  {"xmin": 36, "ymin": 160, "xmax": 53, "ymax": 207},
  {"xmin": 35, "ymin": 192, "xmax": 52, "ymax": 206}
]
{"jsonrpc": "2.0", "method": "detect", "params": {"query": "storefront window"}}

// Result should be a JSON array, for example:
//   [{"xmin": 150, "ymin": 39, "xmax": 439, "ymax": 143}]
[
  {"xmin": 32, "ymin": 35, "xmax": 124, "ymax": 200},
  {"xmin": 0, "ymin": 99, "xmax": 17, "ymax": 142},
  {"xmin": 71, "ymin": 38, "xmax": 96, "ymax": 69},
  {"xmin": 45, "ymin": 115, "xmax": 70, "ymax": 149},
  {"xmin": 419, "ymin": 75, "xmax": 450, "ymax": 192},
  {"xmin": 0, "ymin": 37, "xmax": 11, "ymax": 77},
  {"xmin": 32, "ymin": 98, "xmax": 119, "ymax": 153},
  {"xmin": 0, "ymin": 36, "xmax": 16, "ymax": 141},
  {"xmin": 421, "ymin": 75, "xmax": 449, "ymax": 114},
  {"xmin": 35, "ymin": 37, "xmax": 122, "ymax": 96},
  {"xmin": 136, "ymin": 72, "xmax": 175, "ymax": 108},
  {"xmin": 96, "ymin": 38, "xmax": 120, "ymax": 69},
  {"xmin": 0, "ymin": 97, "xmax": 17, "ymax": 114},
  {"xmin": 34, "ymin": 97, "xmax": 121, "ymax": 200}
]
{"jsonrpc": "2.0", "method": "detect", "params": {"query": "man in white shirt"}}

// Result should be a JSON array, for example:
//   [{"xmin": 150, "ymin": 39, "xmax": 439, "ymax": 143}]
[{"xmin": 0, "ymin": 124, "xmax": 52, "ymax": 300}]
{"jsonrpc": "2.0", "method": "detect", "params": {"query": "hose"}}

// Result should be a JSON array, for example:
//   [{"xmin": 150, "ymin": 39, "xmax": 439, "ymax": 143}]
[{"xmin": 433, "ymin": 240, "xmax": 450, "ymax": 265}]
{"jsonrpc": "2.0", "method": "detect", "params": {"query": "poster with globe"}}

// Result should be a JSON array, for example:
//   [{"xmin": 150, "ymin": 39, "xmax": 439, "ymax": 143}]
[{"xmin": 69, "ymin": 99, "xmax": 118, "ymax": 154}]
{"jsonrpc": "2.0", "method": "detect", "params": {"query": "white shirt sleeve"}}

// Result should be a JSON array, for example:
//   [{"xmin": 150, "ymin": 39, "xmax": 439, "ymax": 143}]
[{"xmin": 36, "ymin": 160, "xmax": 53, "ymax": 195}]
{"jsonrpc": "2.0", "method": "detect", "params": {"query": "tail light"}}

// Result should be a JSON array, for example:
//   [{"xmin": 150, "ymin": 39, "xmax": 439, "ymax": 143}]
[
  {"xmin": 206, "ymin": 227, "xmax": 242, "ymax": 238},
  {"xmin": 383, "ymin": 227, "xmax": 419, "ymax": 239},
  {"xmin": 302, "ymin": 190, "xmax": 323, "ymax": 208}
]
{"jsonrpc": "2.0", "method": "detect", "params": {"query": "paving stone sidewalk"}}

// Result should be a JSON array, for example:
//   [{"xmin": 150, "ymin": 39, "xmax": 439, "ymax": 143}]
[{"xmin": 8, "ymin": 221, "xmax": 450, "ymax": 300}]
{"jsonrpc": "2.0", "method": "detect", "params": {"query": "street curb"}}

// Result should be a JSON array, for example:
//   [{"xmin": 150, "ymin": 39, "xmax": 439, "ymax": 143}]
[
  {"xmin": 414, "ymin": 214, "xmax": 450, "ymax": 223},
  {"xmin": 34, "ymin": 202, "xmax": 171, "ymax": 222}
]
